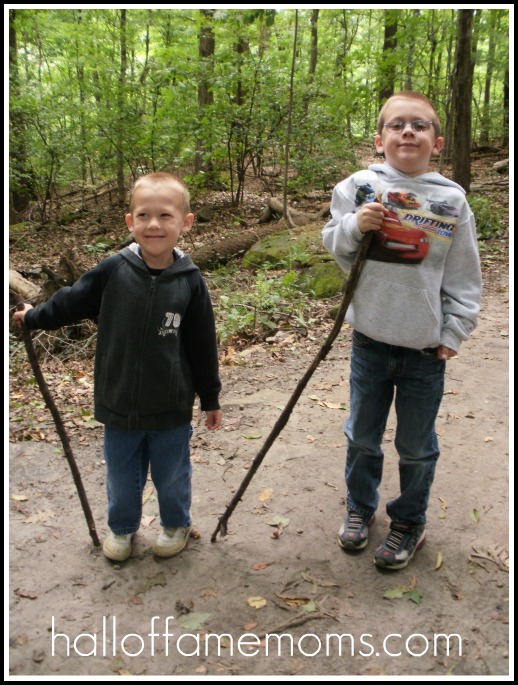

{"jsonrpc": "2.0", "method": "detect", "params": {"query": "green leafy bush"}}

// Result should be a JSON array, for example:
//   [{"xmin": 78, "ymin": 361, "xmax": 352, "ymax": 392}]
[{"xmin": 468, "ymin": 195, "xmax": 503, "ymax": 240}]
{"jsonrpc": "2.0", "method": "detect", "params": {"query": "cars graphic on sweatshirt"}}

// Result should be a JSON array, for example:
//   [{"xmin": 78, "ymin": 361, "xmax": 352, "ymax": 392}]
[
  {"xmin": 355, "ymin": 183, "xmax": 376, "ymax": 205},
  {"xmin": 369, "ymin": 209, "xmax": 430, "ymax": 264},
  {"xmin": 386, "ymin": 191, "xmax": 421, "ymax": 209},
  {"xmin": 427, "ymin": 199, "xmax": 460, "ymax": 217}
]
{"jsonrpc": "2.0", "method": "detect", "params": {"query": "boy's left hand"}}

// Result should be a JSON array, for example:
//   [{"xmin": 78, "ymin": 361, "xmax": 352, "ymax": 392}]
[
  {"xmin": 437, "ymin": 345, "xmax": 457, "ymax": 360},
  {"xmin": 205, "ymin": 409, "xmax": 222, "ymax": 430}
]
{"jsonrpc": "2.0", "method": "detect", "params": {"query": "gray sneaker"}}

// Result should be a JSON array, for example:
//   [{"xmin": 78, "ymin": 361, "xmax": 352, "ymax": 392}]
[
  {"xmin": 374, "ymin": 523, "xmax": 426, "ymax": 570},
  {"xmin": 153, "ymin": 526, "xmax": 192, "ymax": 558},
  {"xmin": 338, "ymin": 510, "xmax": 375, "ymax": 551}
]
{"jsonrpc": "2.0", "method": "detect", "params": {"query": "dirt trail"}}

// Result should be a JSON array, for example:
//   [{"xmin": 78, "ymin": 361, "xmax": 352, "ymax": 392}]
[{"xmin": 8, "ymin": 266, "xmax": 510, "ymax": 677}]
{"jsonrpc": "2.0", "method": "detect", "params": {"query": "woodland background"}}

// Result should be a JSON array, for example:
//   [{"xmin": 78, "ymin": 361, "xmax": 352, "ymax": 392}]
[
  {"xmin": 8, "ymin": 8, "xmax": 510, "ymax": 224},
  {"xmin": 7, "ymin": 10, "xmax": 511, "ymax": 678}
]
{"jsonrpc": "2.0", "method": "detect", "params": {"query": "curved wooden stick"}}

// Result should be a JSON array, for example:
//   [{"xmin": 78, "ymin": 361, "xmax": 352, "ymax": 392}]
[
  {"xmin": 13, "ymin": 300, "xmax": 100, "ymax": 547},
  {"xmin": 211, "ymin": 232, "xmax": 374, "ymax": 542}
]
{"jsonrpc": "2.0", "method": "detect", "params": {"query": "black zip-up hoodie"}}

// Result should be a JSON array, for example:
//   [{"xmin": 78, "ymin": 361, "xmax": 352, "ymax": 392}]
[{"xmin": 24, "ymin": 245, "xmax": 221, "ymax": 431}]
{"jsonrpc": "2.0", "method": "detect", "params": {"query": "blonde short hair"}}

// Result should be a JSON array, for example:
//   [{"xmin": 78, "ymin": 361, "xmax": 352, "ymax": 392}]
[
  {"xmin": 377, "ymin": 91, "xmax": 442, "ymax": 137},
  {"xmin": 129, "ymin": 172, "xmax": 191, "ymax": 214}
]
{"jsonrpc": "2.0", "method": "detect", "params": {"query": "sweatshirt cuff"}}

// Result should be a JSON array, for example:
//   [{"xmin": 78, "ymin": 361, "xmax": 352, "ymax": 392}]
[
  {"xmin": 349, "ymin": 215, "xmax": 364, "ymax": 242},
  {"xmin": 200, "ymin": 395, "xmax": 221, "ymax": 412},
  {"xmin": 440, "ymin": 331, "xmax": 460, "ymax": 353}
]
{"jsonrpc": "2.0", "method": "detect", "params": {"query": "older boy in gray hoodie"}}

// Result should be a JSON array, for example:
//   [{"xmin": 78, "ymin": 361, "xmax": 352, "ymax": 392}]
[{"xmin": 323, "ymin": 91, "xmax": 481, "ymax": 569}]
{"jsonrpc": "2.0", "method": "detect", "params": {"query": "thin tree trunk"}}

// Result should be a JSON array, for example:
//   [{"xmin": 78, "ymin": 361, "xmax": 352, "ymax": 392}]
[
  {"xmin": 480, "ymin": 11, "xmax": 498, "ymax": 144},
  {"xmin": 196, "ymin": 9, "xmax": 215, "ymax": 178},
  {"xmin": 379, "ymin": 9, "xmax": 398, "ymax": 105},
  {"xmin": 283, "ymin": 10, "xmax": 298, "ymax": 228},
  {"xmin": 9, "ymin": 9, "xmax": 31, "ymax": 222},
  {"xmin": 116, "ymin": 9, "xmax": 127, "ymax": 206},
  {"xmin": 451, "ymin": 9, "xmax": 474, "ymax": 191}
]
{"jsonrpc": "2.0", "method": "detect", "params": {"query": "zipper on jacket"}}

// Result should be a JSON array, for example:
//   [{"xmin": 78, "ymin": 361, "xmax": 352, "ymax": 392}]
[{"xmin": 130, "ymin": 277, "xmax": 157, "ymax": 424}]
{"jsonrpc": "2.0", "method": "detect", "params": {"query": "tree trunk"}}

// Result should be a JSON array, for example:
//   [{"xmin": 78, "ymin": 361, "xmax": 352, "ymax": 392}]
[
  {"xmin": 196, "ymin": 10, "xmax": 215, "ymax": 178},
  {"xmin": 480, "ymin": 10, "xmax": 498, "ymax": 143},
  {"xmin": 282, "ymin": 10, "xmax": 298, "ymax": 228},
  {"xmin": 9, "ymin": 9, "xmax": 31, "ymax": 222},
  {"xmin": 502, "ymin": 67, "xmax": 509, "ymax": 148},
  {"xmin": 405, "ymin": 9, "xmax": 420, "ymax": 90},
  {"xmin": 378, "ymin": 9, "xmax": 398, "ymax": 105},
  {"xmin": 451, "ymin": 9, "xmax": 474, "ymax": 191},
  {"xmin": 116, "ymin": 9, "xmax": 127, "ymax": 206},
  {"xmin": 309, "ymin": 9, "xmax": 319, "ymax": 77}
]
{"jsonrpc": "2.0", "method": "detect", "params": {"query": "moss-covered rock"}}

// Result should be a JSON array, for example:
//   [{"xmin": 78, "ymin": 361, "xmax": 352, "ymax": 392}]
[
  {"xmin": 296, "ymin": 261, "xmax": 346, "ymax": 298},
  {"xmin": 242, "ymin": 224, "xmax": 329, "ymax": 270},
  {"xmin": 242, "ymin": 223, "xmax": 347, "ymax": 298}
]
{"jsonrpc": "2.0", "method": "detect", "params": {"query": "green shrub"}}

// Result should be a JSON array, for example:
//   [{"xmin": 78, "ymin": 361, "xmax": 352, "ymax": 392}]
[{"xmin": 468, "ymin": 195, "xmax": 503, "ymax": 240}]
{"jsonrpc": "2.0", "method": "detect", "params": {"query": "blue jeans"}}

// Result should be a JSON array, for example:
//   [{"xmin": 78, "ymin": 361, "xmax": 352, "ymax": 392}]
[
  {"xmin": 344, "ymin": 331, "xmax": 446, "ymax": 526},
  {"xmin": 104, "ymin": 425, "xmax": 193, "ymax": 535}
]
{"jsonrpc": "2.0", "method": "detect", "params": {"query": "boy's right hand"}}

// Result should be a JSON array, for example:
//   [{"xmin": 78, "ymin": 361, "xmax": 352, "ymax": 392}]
[
  {"xmin": 12, "ymin": 303, "xmax": 33, "ymax": 327},
  {"xmin": 357, "ymin": 202, "xmax": 390, "ymax": 234}
]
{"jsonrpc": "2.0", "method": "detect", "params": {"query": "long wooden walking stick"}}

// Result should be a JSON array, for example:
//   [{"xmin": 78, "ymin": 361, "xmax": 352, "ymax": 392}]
[
  {"xmin": 211, "ymin": 231, "xmax": 374, "ymax": 542},
  {"xmin": 12, "ymin": 298, "xmax": 101, "ymax": 547}
]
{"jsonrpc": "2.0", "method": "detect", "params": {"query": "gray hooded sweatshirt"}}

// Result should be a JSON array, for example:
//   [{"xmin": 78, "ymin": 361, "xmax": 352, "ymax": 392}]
[{"xmin": 322, "ymin": 163, "xmax": 482, "ymax": 351}]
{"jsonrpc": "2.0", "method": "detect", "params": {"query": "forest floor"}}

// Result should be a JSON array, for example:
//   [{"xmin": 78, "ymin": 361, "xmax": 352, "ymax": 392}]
[{"xmin": 7, "ymin": 148, "xmax": 511, "ymax": 678}]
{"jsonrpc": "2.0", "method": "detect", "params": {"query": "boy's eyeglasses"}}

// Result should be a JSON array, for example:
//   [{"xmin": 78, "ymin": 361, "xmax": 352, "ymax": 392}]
[{"xmin": 383, "ymin": 120, "xmax": 436, "ymax": 133}]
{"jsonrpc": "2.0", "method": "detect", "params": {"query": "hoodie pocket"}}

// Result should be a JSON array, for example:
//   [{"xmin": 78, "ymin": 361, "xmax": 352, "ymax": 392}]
[{"xmin": 352, "ymin": 274, "xmax": 441, "ymax": 349}]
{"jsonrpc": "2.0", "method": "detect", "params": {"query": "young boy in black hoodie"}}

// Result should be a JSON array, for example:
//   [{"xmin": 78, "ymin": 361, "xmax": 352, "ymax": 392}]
[{"xmin": 14, "ymin": 173, "xmax": 222, "ymax": 562}]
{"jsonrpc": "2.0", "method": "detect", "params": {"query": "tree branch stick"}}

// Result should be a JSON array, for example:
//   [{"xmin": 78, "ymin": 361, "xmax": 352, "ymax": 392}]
[
  {"xmin": 211, "ymin": 232, "xmax": 374, "ymax": 542},
  {"xmin": 13, "ymin": 299, "xmax": 100, "ymax": 547}
]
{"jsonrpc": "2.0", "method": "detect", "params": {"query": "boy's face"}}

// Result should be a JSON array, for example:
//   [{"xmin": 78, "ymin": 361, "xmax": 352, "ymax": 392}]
[
  {"xmin": 375, "ymin": 98, "xmax": 444, "ymax": 177},
  {"xmin": 125, "ymin": 185, "xmax": 194, "ymax": 268}
]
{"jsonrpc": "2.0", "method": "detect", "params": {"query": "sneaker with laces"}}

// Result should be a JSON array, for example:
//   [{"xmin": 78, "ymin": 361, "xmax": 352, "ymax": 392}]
[
  {"xmin": 103, "ymin": 532, "xmax": 133, "ymax": 561},
  {"xmin": 338, "ymin": 510, "xmax": 375, "ymax": 550},
  {"xmin": 153, "ymin": 525, "xmax": 192, "ymax": 558},
  {"xmin": 374, "ymin": 523, "xmax": 426, "ymax": 569}
]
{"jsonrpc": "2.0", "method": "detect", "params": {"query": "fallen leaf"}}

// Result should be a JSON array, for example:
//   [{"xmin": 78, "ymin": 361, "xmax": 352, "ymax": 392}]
[
  {"xmin": 268, "ymin": 515, "xmax": 290, "ymax": 527},
  {"xmin": 470, "ymin": 544, "xmax": 509, "ymax": 572},
  {"xmin": 407, "ymin": 576, "xmax": 417, "ymax": 591},
  {"xmin": 406, "ymin": 589, "xmax": 423, "ymax": 605},
  {"xmin": 470, "ymin": 509, "xmax": 480, "ymax": 523},
  {"xmin": 242, "ymin": 433, "xmax": 262, "ymax": 440},
  {"xmin": 274, "ymin": 593, "xmax": 311, "ymax": 606},
  {"xmin": 247, "ymin": 596, "xmax": 267, "ymax": 609},
  {"xmin": 199, "ymin": 587, "xmax": 217, "ymax": 598},
  {"xmin": 323, "ymin": 401, "xmax": 347, "ymax": 410},
  {"xmin": 300, "ymin": 571, "xmax": 339, "ymax": 587},
  {"xmin": 177, "ymin": 612, "xmax": 212, "ymax": 630},
  {"xmin": 10, "ymin": 494, "xmax": 29, "ymax": 501},
  {"xmin": 258, "ymin": 488, "xmax": 273, "ymax": 502},
  {"xmin": 14, "ymin": 588, "xmax": 38, "ymax": 600},
  {"xmin": 250, "ymin": 562, "xmax": 272, "ymax": 571},
  {"xmin": 384, "ymin": 587, "xmax": 406, "ymax": 600},
  {"xmin": 435, "ymin": 551, "xmax": 443, "ymax": 570},
  {"xmin": 302, "ymin": 600, "xmax": 318, "ymax": 612},
  {"xmin": 126, "ymin": 595, "xmax": 143, "ymax": 605}
]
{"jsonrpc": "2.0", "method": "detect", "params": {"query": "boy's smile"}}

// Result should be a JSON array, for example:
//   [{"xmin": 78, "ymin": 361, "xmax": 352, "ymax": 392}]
[
  {"xmin": 125, "ymin": 186, "xmax": 194, "ymax": 269},
  {"xmin": 375, "ymin": 99, "xmax": 444, "ymax": 177}
]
